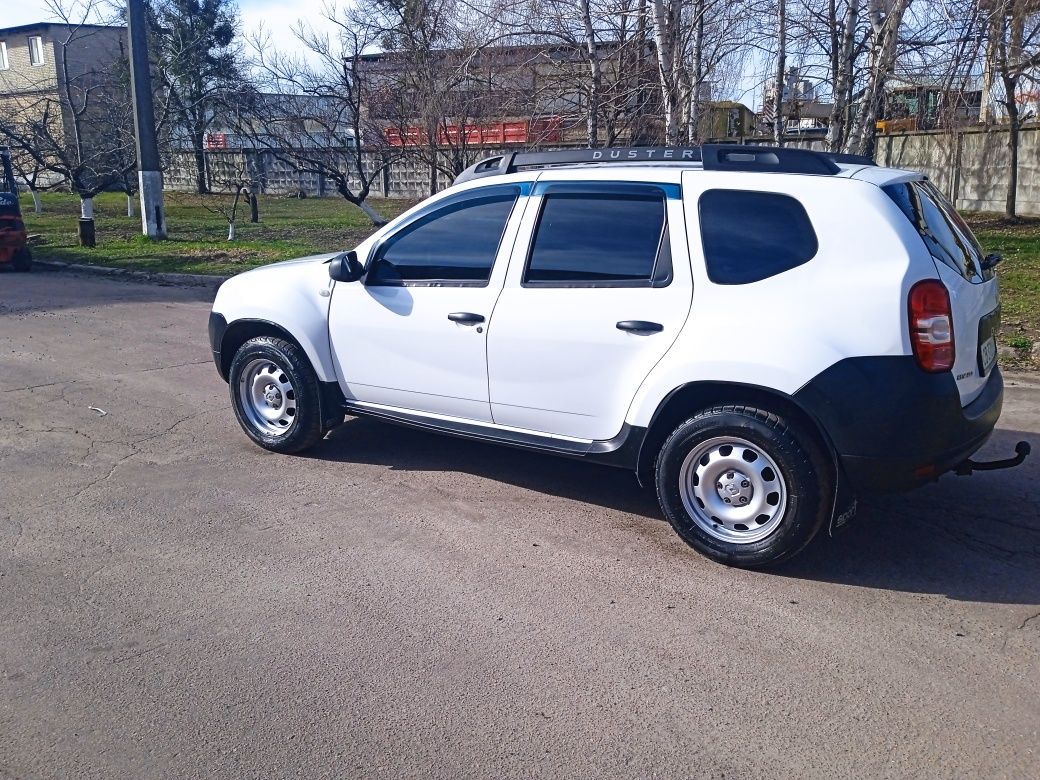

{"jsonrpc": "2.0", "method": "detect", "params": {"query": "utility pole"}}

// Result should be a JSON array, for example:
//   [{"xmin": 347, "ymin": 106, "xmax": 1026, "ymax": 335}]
[{"xmin": 127, "ymin": 0, "xmax": 167, "ymax": 239}]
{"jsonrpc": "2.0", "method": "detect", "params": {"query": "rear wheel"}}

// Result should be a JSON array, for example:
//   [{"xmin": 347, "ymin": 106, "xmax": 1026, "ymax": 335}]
[
  {"xmin": 655, "ymin": 405, "xmax": 830, "ymax": 568},
  {"xmin": 229, "ymin": 336, "xmax": 325, "ymax": 453},
  {"xmin": 12, "ymin": 247, "xmax": 31, "ymax": 272}
]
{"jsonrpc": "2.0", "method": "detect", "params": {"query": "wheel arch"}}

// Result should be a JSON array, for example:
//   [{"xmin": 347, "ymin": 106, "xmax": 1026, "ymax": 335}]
[
  {"xmin": 635, "ymin": 381, "xmax": 837, "ymax": 487},
  {"xmin": 217, "ymin": 318, "xmax": 305, "ymax": 381},
  {"xmin": 220, "ymin": 318, "xmax": 345, "ymax": 432}
]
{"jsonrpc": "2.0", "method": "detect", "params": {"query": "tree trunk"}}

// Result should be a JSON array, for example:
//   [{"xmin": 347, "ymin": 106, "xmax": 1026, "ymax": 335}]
[
  {"xmin": 1003, "ymin": 77, "xmax": 1019, "ymax": 219},
  {"xmin": 127, "ymin": 194, "xmax": 135, "ymax": 218},
  {"xmin": 689, "ymin": 4, "xmax": 705, "ymax": 143},
  {"xmin": 249, "ymin": 191, "xmax": 259, "ymax": 223},
  {"xmin": 827, "ymin": 0, "xmax": 859, "ymax": 152},
  {"xmin": 650, "ymin": 0, "xmax": 681, "ymax": 145},
  {"xmin": 774, "ymin": 0, "xmax": 787, "ymax": 147},
  {"xmin": 30, "ymin": 189, "xmax": 42, "ymax": 213},
  {"xmin": 228, "ymin": 221, "xmax": 236, "ymax": 241},
  {"xmin": 78, "ymin": 196, "xmax": 96, "ymax": 247},
  {"xmin": 357, "ymin": 199, "xmax": 387, "ymax": 226},
  {"xmin": 580, "ymin": 0, "xmax": 601, "ymax": 147},
  {"xmin": 845, "ymin": 0, "xmax": 910, "ymax": 157},
  {"xmin": 192, "ymin": 127, "xmax": 209, "ymax": 194}
]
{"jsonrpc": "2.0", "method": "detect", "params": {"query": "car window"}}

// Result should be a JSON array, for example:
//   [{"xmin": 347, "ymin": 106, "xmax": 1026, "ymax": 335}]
[
  {"xmin": 368, "ymin": 187, "xmax": 518, "ymax": 285},
  {"xmin": 698, "ymin": 190, "xmax": 818, "ymax": 284},
  {"xmin": 524, "ymin": 189, "xmax": 668, "ymax": 285},
  {"xmin": 883, "ymin": 181, "xmax": 987, "ymax": 281}
]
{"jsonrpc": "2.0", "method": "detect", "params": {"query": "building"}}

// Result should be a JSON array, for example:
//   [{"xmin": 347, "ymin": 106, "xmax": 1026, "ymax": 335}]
[
  {"xmin": 0, "ymin": 22, "xmax": 128, "ymax": 185},
  {"xmin": 877, "ymin": 82, "xmax": 984, "ymax": 133},
  {"xmin": 758, "ymin": 68, "xmax": 832, "ymax": 134},
  {"xmin": 356, "ymin": 40, "xmax": 663, "ymax": 148},
  {"xmin": 698, "ymin": 101, "xmax": 756, "ymax": 140}
]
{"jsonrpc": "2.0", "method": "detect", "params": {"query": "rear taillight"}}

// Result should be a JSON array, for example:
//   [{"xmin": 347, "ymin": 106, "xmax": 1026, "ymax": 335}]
[{"xmin": 908, "ymin": 280, "xmax": 955, "ymax": 373}]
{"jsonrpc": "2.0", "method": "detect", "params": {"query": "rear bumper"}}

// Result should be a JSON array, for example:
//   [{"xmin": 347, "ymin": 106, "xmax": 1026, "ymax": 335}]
[{"xmin": 795, "ymin": 357, "xmax": 1003, "ymax": 492}]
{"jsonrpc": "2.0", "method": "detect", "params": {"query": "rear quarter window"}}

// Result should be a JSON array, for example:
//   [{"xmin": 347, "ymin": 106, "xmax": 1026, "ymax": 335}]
[
  {"xmin": 882, "ymin": 181, "xmax": 988, "ymax": 282},
  {"xmin": 698, "ymin": 190, "xmax": 818, "ymax": 284}
]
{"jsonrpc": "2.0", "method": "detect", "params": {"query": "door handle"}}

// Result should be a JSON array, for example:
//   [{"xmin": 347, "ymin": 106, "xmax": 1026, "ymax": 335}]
[
  {"xmin": 616, "ymin": 320, "xmax": 663, "ymax": 334},
  {"xmin": 448, "ymin": 312, "xmax": 485, "ymax": 325}
]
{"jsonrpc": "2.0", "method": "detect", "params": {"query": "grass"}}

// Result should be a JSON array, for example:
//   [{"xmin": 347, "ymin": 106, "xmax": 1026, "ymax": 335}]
[
  {"xmin": 966, "ymin": 214, "xmax": 1040, "ymax": 370},
  {"xmin": 17, "ymin": 193, "xmax": 1040, "ymax": 370},
  {"xmin": 20, "ymin": 191, "xmax": 416, "ymax": 276}
]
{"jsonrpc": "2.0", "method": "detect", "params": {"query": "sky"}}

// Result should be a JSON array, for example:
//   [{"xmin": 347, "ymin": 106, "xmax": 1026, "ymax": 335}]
[{"xmin": 5, "ymin": 0, "xmax": 336, "ymax": 58}]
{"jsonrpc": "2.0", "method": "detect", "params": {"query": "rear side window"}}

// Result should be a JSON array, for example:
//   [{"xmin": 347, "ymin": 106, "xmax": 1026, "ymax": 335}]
[
  {"xmin": 698, "ymin": 190, "xmax": 818, "ymax": 284},
  {"xmin": 882, "ymin": 181, "xmax": 987, "ymax": 281},
  {"xmin": 368, "ymin": 187, "xmax": 518, "ymax": 285},
  {"xmin": 524, "ymin": 189, "xmax": 669, "ymax": 285}
]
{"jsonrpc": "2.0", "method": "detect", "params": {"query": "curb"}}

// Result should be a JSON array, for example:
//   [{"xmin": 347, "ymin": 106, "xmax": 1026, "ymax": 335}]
[{"xmin": 34, "ymin": 259, "xmax": 232, "ymax": 290}]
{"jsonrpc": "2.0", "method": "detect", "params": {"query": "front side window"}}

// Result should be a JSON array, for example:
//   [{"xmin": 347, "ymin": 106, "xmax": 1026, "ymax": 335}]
[
  {"xmin": 698, "ymin": 190, "xmax": 818, "ymax": 284},
  {"xmin": 524, "ymin": 188, "xmax": 669, "ymax": 285},
  {"xmin": 367, "ymin": 186, "xmax": 518, "ymax": 285},
  {"xmin": 28, "ymin": 36, "xmax": 45, "ymax": 66}
]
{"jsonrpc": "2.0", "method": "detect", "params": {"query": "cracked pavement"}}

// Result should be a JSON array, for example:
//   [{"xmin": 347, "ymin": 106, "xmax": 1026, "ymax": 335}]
[{"xmin": 1, "ymin": 270, "xmax": 1039, "ymax": 779}]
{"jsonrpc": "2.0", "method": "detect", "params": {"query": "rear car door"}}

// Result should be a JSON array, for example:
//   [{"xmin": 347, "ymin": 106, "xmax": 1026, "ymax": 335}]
[
  {"xmin": 328, "ymin": 184, "xmax": 527, "ymax": 422},
  {"xmin": 486, "ymin": 177, "xmax": 692, "ymax": 441}
]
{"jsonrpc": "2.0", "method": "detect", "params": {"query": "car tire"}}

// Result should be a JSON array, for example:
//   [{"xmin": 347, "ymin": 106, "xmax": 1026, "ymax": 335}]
[
  {"xmin": 12, "ymin": 247, "xmax": 32, "ymax": 272},
  {"xmin": 228, "ymin": 336, "xmax": 326, "ymax": 454},
  {"xmin": 655, "ymin": 405, "xmax": 831, "ymax": 568}
]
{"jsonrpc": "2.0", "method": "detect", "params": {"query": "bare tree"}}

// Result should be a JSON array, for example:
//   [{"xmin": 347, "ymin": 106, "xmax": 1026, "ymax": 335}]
[
  {"xmin": 7, "ymin": 150, "xmax": 50, "ymax": 214},
  {"xmin": 243, "ymin": 12, "xmax": 398, "ymax": 225},
  {"xmin": 0, "ymin": 0, "xmax": 137, "ymax": 245},
  {"xmin": 845, "ymin": 0, "xmax": 913, "ymax": 156}
]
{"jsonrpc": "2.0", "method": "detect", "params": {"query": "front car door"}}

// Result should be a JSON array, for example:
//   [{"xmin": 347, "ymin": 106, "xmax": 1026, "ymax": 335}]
[
  {"xmin": 329, "ymin": 183, "xmax": 528, "ymax": 422},
  {"xmin": 486, "ymin": 173, "xmax": 693, "ymax": 441}
]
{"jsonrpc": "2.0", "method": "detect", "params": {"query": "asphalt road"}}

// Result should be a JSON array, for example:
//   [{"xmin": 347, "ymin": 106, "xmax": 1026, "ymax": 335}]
[{"xmin": 1, "ymin": 270, "xmax": 1038, "ymax": 779}]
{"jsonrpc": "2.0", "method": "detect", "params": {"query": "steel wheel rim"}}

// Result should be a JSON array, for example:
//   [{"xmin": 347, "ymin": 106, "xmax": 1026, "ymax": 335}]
[
  {"xmin": 678, "ymin": 436, "xmax": 788, "ymax": 544},
  {"xmin": 238, "ymin": 358, "xmax": 297, "ymax": 436}
]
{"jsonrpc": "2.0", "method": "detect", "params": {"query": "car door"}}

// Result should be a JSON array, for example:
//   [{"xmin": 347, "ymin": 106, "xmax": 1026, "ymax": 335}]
[
  {"xmin": 328, "ymin": 183, "xmax": 528, "ymax": 422},
  {"xmin": 486, "ymin": 178, "xmax": 693, "ymax": 441}
]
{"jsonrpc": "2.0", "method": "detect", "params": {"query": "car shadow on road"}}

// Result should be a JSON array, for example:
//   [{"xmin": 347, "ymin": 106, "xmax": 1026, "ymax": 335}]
[
  {"xmin": 784, "ymin": 428, "xmax": 1040, "ymax": 605},
  {"xmin": 315, "ymin": 415, "xmax": 663, "ymax": 520},
  {"xmin": 317, "ymin": 419, "xmax": 1040, "ymax": 605}
]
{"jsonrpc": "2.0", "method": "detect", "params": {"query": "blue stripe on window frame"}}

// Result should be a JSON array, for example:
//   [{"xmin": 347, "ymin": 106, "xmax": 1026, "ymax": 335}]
[{"xmin": 532, "ymin": 181, "xmax": 680, "ymax": 199}]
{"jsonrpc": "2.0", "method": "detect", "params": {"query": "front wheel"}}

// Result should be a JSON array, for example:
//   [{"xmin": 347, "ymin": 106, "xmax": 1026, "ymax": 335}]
[
  {"xmin": 228, "ymin": 336, "xmax": 326, "ymax": 454},
  {"xmin": 655, "ymin": 405, "xmax": 831, "ymax": 568}
]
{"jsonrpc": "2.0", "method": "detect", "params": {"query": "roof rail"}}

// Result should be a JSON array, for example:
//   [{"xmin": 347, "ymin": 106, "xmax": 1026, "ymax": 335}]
[
  {"xmin": 454, "ymin": 147, "xmax": 702, "ymax": 184},
  {"xmin": 453, "ymin": 143, "xmax": 870, "ymax": 185}
]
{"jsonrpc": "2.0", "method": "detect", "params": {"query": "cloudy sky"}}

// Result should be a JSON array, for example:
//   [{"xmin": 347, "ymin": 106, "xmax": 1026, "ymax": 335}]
[{"xmin": 5, "ymin": 0, "xmax": 335, "ymax": 57}]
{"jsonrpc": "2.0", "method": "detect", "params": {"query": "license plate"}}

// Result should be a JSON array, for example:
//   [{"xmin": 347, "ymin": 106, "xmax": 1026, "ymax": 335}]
[{"xmin": 979, "ymin": 336, "xmax": 997, "ymax": 376}]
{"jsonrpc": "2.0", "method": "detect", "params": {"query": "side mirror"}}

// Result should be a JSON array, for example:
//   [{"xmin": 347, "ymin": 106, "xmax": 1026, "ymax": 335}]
[{"xmin": 328, "ymin": 250, "xmax": 365, "ymax": 282}]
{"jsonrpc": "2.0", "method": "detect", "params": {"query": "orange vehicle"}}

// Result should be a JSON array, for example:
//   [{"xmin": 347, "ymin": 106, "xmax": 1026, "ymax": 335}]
[{"xmin": 0, "ymin": 147, "xmax": 31, "ymax": 272}]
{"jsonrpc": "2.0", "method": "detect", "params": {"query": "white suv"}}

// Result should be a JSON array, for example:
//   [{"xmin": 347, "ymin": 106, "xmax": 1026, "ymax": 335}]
[{"xmin": 209, "ymin": 145, "xmax": 1028, "ymax": 567}]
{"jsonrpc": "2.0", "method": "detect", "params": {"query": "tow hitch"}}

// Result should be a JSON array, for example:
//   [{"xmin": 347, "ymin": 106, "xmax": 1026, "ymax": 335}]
[{"xmin": 955, "ymin": 441, "xmax": 1031, "ymax": 476}]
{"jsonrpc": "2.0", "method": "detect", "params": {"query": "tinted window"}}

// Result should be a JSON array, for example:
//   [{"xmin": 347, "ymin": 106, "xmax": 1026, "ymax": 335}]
[
  {"xmin": 368, "ymin": 189, "xmax": 517, "ymax": 284},
  {"xmin": 525, "ymin": 191, "xmax": 667, "ymax": 284},
  {"xmin": 698, "ymin": 190, "xmax": 818, "ymax": 284},
  {"xmin": 883, "ymin": 181, "xmax": 986, "ymax": 281}
]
